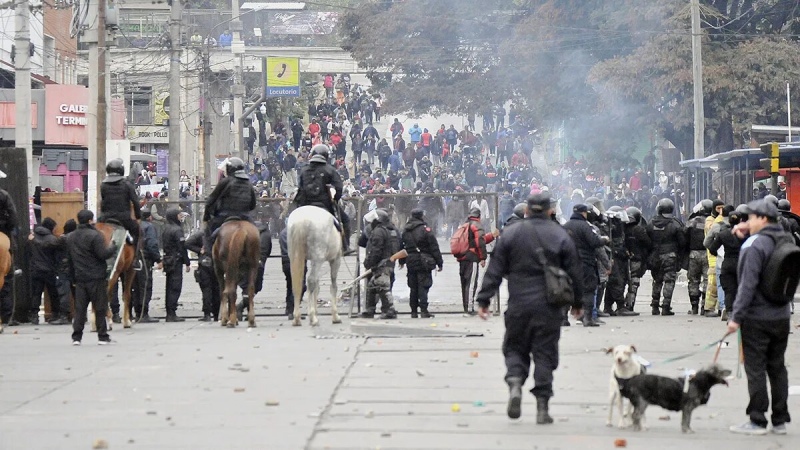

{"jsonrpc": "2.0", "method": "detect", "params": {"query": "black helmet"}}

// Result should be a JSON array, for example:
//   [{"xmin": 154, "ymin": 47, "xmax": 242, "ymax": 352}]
[
  {"xmin": 778, "ymin": 199, "xmax": 791, "ymax": 212},
  {"xmin": 657, "ymin": 198, "xmax": 675, "ymax": 215},
  {"xmin": 310, "ymin": 144, "xmax": 330, "ymax": 164},
  {"xmin": 512, "ymin": 203, "xmax": 527, "ymax": 219},
  {"xmin": 106, "ymin": 158, "xmax": 124, "ymax": 176},
  {"xmin": 469, "ymin": 207, "xmax": 481, "ymax": 218},
  {"xmin": 626, "ymin": 206, "xmax": 642, "ymax": 225},
  {"xmin": 585, "ymin": 196, "xmax": 605, "ymax": 214},
  {"xmin": 699, "ymin": 199, "xmax": 713, "ymax": 215},
  {"xmin": 374, "ymin": 208, "xmax": 390, "ymax": 224},
  {"xmin": 411, "ymin": 208, "xmax": 425, "ymax": 220},
  {"xmin": 764, "ymin": 194, "xmax": 779, "ymax": 206},
  {"xmin": 226, "ymin": 157, "xmax": 245, "ymax": 176}
]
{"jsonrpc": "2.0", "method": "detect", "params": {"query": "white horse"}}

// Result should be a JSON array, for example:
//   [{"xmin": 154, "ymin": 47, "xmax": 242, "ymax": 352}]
[{"xmin": 287, "ymin": 205, "xmax": 343, "ymax": 326}]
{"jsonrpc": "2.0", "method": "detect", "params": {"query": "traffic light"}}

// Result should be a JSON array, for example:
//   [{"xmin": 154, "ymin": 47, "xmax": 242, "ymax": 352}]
[{"xmin": 760, "ymin": 142, "xmax": 780, "ymax": 173}]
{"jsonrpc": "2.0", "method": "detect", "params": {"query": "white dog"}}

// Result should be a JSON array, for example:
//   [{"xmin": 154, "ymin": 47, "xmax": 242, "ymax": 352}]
[{"xmin": 606, "ymin": 345, "xmax": 646, "ymax": 428}]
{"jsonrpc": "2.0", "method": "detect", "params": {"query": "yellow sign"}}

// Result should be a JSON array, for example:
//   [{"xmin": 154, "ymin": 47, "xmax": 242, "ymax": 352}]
[{"xmin": 265, "ymin": 57, "xmax": 300, "ymax": 97}]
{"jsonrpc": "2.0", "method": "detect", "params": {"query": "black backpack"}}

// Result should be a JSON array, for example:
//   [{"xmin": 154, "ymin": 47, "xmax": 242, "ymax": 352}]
[
  {"xmin": 758, "ymin": 229, "xmax": 800, "ymax": 305},
  {"xmin": 302, "ymin": 168, "xmax": 323, "ymax": 198}
]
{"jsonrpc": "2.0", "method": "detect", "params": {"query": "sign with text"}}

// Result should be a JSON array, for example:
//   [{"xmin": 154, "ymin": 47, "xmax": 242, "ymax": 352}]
[
  {"xmin": 265, "ymin": 57, "xmax": 300, "ymax": 97},
  {"xmin": 269, "ymin": 12, "xmax": 339, "ymax": 35},
  {"xmin": 127, "ymin": 125, "xmax": 169, "ymax": 144},
  {"xmin": 44, "ymin": 84, "xmax": 125, "ymax": 146},
  {"xmin": 156, "ymin": 149, "xmax": 168, "ymax": 177}
]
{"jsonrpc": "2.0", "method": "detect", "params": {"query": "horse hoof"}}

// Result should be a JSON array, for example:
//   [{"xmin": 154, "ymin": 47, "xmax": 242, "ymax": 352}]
[
  {"xmin": 310, "ymin": 319, "xmax": 319, "ymax": 327},
  {"xmin": 332, "ymin": 317, "xmax": 342, "ymax": 324},
  {"xmin": 123, "ymin": 323, "xmax": 131, "ymax": 329},
  {"xmin": 221, "ymin": 320, "xmax": 228, "ymax": 327},
  {"xmin": 248, "ymin": 322, "xmax": 257, "ymax": 328},
  {"xmin": 227, "ymin": 323, "xmax": 236, "ymax": 329},
  {"xmin": 292, "ymin": 320, "xmax": 302, "ymax": 327}
]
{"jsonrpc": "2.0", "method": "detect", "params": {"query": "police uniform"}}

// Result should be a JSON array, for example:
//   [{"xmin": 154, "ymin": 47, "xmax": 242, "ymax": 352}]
[
  {"xmin": 362, "ymin": 211, "xmax": 399, "ymax": 319},
  {"xmin": 132, "ymin": 214, "xmax": 162, "ymax": 322},
  {"xmin": 623, "ymin": 208, "xmax": 651, "ymax": 313},
  {"xmin": 162, "ymin": 209, "xmax": 190, "ymax": 322},
  {"xmin": 563, "ymin": 205, "xmax": 607, "ymax": 326},
  {"xmin": 203, "ymin": 160, "xmax": 257, "ymax": 253},
  {"xmin": 686, "ymin": 210, "xmax": 710, "ymax": 313},
  {"xmin": 280, "ymin": 227, "xmax": 306, "ymax": 319},
  {"xmin": 235, "ymin": 222, "xmax": 272, "ymax": 319},
  {"xmin": 604, "ymin": 213, "xmax": 630, "ymax": 315},
  {"xmin": 646, "ymin": 200, "xmax": 686, "ymax": 315},
  {"xmin": 186, "ymin": 230, "xmax": 219, "ymax": 322},
  {"xmin": 98, "ymin": 162, "xmax": 141, "ymax": 246},
  {"xmin": 400, "ymin": 209, "xmax": 443, "ymax": 318},
  {"xmin": 294, "ymin": 154, "xmax": 352, "ymax": 251},
  {"xmin": 475, "ymin": 194, "xmax": 584, "ymax": 423}
]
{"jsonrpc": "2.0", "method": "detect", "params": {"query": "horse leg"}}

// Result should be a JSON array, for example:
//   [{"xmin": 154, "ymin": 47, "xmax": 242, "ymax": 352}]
[
  {"xmin": 330, "ymin": 257, "xmax": 342, "ymax": 324},
  {"xmin": 216, "ymin": 266, "xmax": 228, "ymax": 327},
  {"xmin": 308, "ymin": 261, "xmax": 320, "ymax": 327},
  {"xmin": 122, "ymin": 267, "xmax": 135, "ymax": 328},
  {"xmin": 226, "ymin": 280, "xmax": 237, "ymax": 328},
  {"xmin": 247, "ymin": 266, "xmax": 257, "ymax": 328},
  {"xmin": 289, "ymin": 235, "xmax": 306, "ymax": 327}
]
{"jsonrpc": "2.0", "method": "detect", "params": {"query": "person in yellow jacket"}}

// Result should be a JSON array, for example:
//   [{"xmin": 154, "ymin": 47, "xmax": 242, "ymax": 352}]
[{"xmin": 703, "ymin": 200, "xmax": 725, "ymax": 316}]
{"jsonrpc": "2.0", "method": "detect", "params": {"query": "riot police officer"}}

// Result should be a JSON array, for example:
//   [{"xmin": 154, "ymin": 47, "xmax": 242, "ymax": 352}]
[
  {"xmin": 185, "ymin": 230, "xmax": 219, "ymax": 322},
  {"xmin": 162, "ymin": 209, "xmax": 190, "ymax": 322},
  {"xmin": 604, "ymin": 206, "xmax": 637, "ymax": 316},
  {"xmin": 203, "ymin": 157, "xmax": 257, "ymax": 254},
  {"xmin": 98, "ymin": 158, "xmax": 141, "ymax": 248},
  {"xmin": 685, "ymin": 200, "xmax": 711, "ymax": 314},
  {"xmin": 777, "ymin": 199, "xmax": 800, "ymax": 244},
  {"xmin": 399, "ymin": 208, "xmax": 443, "ymax": 318},
  {"xmin": 294, "ymin": 144, "xmax": 353, "ymax": 254},
  {"xmin": 646, "ymin": 198, "xmax": 686, "ymax": 315},
  {"xmin": 623, "ymin": 207, "xmax": 650, "ymax": 313},
  {"xmin": 504, "ymin": 203, "xmax": 527, "ymax": 227},
  {"xmin": 361, "ymin": 209, "xmax": 398, "ymax": 319}
]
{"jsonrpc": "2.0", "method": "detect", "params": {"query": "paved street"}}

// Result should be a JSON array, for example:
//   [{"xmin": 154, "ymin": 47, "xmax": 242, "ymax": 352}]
[{"xmin": 2, "ymin": 257, "xmax": 800, "ymax": 449}]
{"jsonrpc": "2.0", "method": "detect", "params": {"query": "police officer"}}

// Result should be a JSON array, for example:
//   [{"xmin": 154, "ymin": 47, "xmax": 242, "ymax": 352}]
[
  {"xmin": 186, "ymin": 230, "xmax": 219, "ymax": 322},
  {"xmin": 279, "ymin": 227, "xmax": 306, "ymax": 320},
  {"xmin": 604, "ymin": 206, "xmax": 637, "ymax": 316},
  {"xmin": 777, "ymin": 199, "xmax": 800, "ymax": 244},
  {"xmin": 203, "ymin": 157, "xmax": 257, "ymax": 254},
  {"xmin": 235, "ymin": 221, "xmax": 272, "ymax": 320},
  {"xmin": 399, "ymin": 208, "xmax": 443, "ymax": 318},
  {"xmin": 686, "ymin": 200, "xmax": 711, "ymax": 314},
  {"xmin": 162, "ymin": 209, "xmax": 190, "ymax": 322},
  {"xmin": 294, "ymin": 144, "xmax": 353, "ymax": 254},
  {"xmin": 98, "ymin": 158, "xmax": 141, "ymax": 248},
  {"xmin": 361, "ymin": 209, "xmax": 398, "ymax": 319},
  {"xmin": 475, "ymin": 193, "xmax": 584, "ymax": 424},
  {"xmin": 50, "ymin": 219, "xmax": 77, "ymax": 326},
  {"xmin": 504, "ymin": 203, "xmax": 527, "ymax": 227},
  {"xmin": 29, "ymin": 217, "xmax": 63, "ymax": 324},
  {"xmin": 563, "ymin": 204, "xmax": 609, "ymax": 327},
  {"xmin": 131, "ymin": 211, "xmax": 161, "ymax": 323},
  {"xmin": 0, "ymin": 174, "xmax": 17, "ymax": 326},
  {"xmin": 623, "ymin": 207, "xmax": 651, "ymax": 314},
  {"xmin": 646, "ymin": 198, "xmax": 686, "ymax": 315}
]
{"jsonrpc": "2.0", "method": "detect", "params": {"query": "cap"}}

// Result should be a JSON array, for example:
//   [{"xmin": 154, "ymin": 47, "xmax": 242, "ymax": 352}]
[
  {"xmin": 742, "ymin": 199, "xmax": 778, "ymax": 219},
  {"xmin": 527, "ymin": 193, "xmax": 554, "ymax": 212},
  {"xmin": 573, "ymin": 204, "xmax": 589, "ymax": 214}
]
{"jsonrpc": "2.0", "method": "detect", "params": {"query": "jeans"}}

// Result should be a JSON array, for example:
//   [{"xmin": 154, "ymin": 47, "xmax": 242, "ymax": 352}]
[
  {"xmin": 72, "ymin": 280, "xmax": 109, "ymax": 342},
  {"xmin": 741, "ymin": 318, "xmax": 791, "ymax": 427}
]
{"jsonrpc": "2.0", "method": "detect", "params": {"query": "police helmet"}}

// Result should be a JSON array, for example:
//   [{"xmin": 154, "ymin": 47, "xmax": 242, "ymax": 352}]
[
  {"xmin": 778, "ymin": 199, "xmax": 791, "ymax": 212},
  {"xmin": 106, "ymin": 158, "xmax": 125, "ymax": 176},
  {"xmin": 310, "ymin": 144, "xmax": 330, "ymax": 164},
  {"xmin": 469, "ymin": 207, "xmax": 481, "ymax": 218},
  {"xmin": 585, "ymin": 196, "xmax": 605, "ymax": 214},
  {"xmin": 411, "ymin": 208, "xmax": 425, "ymax": 220},
  {"xmin": 735, "ymin": 204, "xmax": 749, "ymax": 215},
  {"xmin": 512, "ymin": 203, "xmax": 527, "ymax": 219},
  {"xmin": 656, "ymin": 198, "xmax": 675, "ymax": 215},
  {"xmin": 226, "ymin": 157, "xmax": 245, "ymax": 176},
  {"xmin": 626, "ymin": 207, "xmax": 642, "ymax": 225},
  {"xmin": 374, "ymin": 208, "xmax": 390, "ymax": 224},
  {"xmin": 697, "ymin": 199, "xmax": 713, "ymax": 215},
  {"xmin": 764, "ymin": 194, "xmax": 779, "ymax": 206}
]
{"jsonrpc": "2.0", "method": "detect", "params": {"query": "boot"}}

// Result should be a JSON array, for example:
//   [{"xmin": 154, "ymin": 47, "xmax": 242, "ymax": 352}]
[
  {"xmin": 410, "ymin": 307, "xmax": 419, "ymax": 319},
  {"xmin": 704, "ymin": 309, "xmax": 720, "ymax": 318},
  {"xmin": 379, "ymin": 308, "xmax": 397, "ymax": 320},
  {"xmin": 720, "ymin": 310, "xmax": 729, "ymax": 321},
  {"xmin": 536, "ymin": 397, "xmax": 554, "ymax": 425},
  {"xmin": 651, "ymin": 299, "xmax": 660, "ymax": 316},
  {"xmin": 112, "ymin": 313, "xmax": 122, "ymax": 324},
  {"xmin": 49, "ymin": 314, "xmax": 70, "ymax": 325},
  {"xmin": 660, "ymin": 303, "xmax": 675, "ymax": 316},
  {"xmin": 138, "ymin": 314, "xmax": 159, "ymax": 323},
  {"xmin": 198, "ymin": 313, "xmax": 212, "ymax": 322},
  {"xmin": 506, "ymin": 377, "xmax": 523, "ymax": 419},
  {"xmin": 165, "ymin": 313, "xmax": 185, "ymax": 322},
  {"xmin": 616, "ymin": 306, "xmax": 639, "ymax": 317},
  {"xmin": 28, "ymin": 311, "xmax": 39, "ymax": 325},
  {"xmin": 582, "ymin": 315, "xmax": 599, "ymax": 327},
  {"xmin": 688, "ymin": 296, "xmax": 700, "ymax": 315},
  {"xmin": 360, "ymin": 311, "xmax": 375, "ymax": 319},
  {"xmin": 420, "ymin": 309, "xmax": 434, "ymax": 319},
  {"xmin": 236, "ymin": 297, "xmax": 248, "ymax": 321}
]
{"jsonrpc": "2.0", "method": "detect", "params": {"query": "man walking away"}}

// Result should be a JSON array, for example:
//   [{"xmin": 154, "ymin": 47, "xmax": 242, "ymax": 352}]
[
  {"xmin": 399, "ymin": 209, "xmax": 443, "ymax": 318},
  {"xmin": 67, "ymin": 210, "xmax": 118, "ymax": 345},
  {"xmin": 162, "ymin": 209, "xmax": 190, "ymax": 322},
  {"xmin": 475, "ymin": 194, "xmax": 584, "ymax": 424},
  {"xmin": 728, "ymin": 199, "xmax": 792, "ymax": 436}
]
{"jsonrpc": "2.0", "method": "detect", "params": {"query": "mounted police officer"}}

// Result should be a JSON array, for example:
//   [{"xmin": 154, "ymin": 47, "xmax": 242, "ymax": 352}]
[
  {"xmin": 361, "ymin": 208, "xmax": 398, "ymax": 319},
  {"xmin": 399, "ymin": 208, "xmax": 443, "ymax": 318},
  {"xmin": 294, "ymin": 144, "xmax": 353, "ymax": 255},
  {"xmin": 98, "ymin": 158, "xmax": 141, "ymax": 248},
  {"xmin": 685, "ymin": 200, "xmax": 711, "ymax": 314},
  {"xmin": 646, "ymin": 198, "xmax": 686, "ymax": 316},
  {"xmin": 203, "ymin": 157, "xmax": 257, "ymax": 254},
  {"xmin": 624, "ymin": 206, "xmax": 650, "ymax": 314}
]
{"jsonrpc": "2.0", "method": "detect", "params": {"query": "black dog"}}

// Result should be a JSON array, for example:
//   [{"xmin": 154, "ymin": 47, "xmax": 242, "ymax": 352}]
[{"xmin": 625, "ymin": 365, "xmax": 731, "ymax": 433}]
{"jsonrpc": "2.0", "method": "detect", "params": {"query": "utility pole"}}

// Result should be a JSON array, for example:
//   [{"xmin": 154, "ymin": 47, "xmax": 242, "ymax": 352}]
[
  {"xmin": 14, "ymin": 0, "xmax": 32, "ymax": 196},
  {"xmin": 86, "ymin": 0, "xmax": 107, "ymax": 213},
  {"xmin": 690, "ymin": 0, "xmax": 705, "ymax": 160},
  {"xmin": 168, "ymin": 0, "xmax": 182, "ymax": 201},
  {"xmin": 231, "ymin": 0, "xmax": 245, "ymax": 160}
]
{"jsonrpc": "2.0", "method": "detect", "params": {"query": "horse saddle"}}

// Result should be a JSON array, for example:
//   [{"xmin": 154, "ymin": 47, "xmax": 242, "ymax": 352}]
[{"xmin": 222, "ymin": 216, "xmax": 245, "ymax": 224}]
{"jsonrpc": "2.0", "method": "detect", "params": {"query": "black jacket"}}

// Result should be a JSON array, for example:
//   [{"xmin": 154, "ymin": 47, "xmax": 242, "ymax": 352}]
[
  {"xmin": 257, "ymin": 222, "xmax": 272, "ymax": 265},
  {"xmin": 708, "ymin": 221, "xmax": 742, "ymax": 271},
  {"xmin": 141, "ymin": 220, "xmax": 161, "ymax": 263},
  {"xmin": 647, "ymin": 214, "xmax": 686, "ymax": 255},
  {"xmin": 295, "ymin": 162, "xmax": 343, "ymax": 211},
  {"xmin": 184, "ymin": 231, "xmax": 204, "ymax": 257},
  {"xmin": 204, "ymin": 176, "xmax": 257, "ymax": 221},
  {"xmin": 161, "ymin": 212, "xmax": 189, "ymax": 269},
  {"xmin": 733, "ymin": 225, "xmax": 792, "ymax": 323},
  {"xmin": 476, "ymin": 214, "xmax": 584, "ymax": 316},
  {"xmin": 67, "ymin": 224, "xmax": 117, "ymax": 282},
  {"xmin": 365, "ymin": 223, "xmax": 400, "ymax": 270},
  {"xmin": 625, "ymin": 222, "xmax": 651, "ymax": 262},
  {"xmin": 279, "ymin": 227, "xmax": 290, "ymax": 271},
  {"xmin": 686, "ymin": 213, "xmax": 708, "ymax": 251},
  {"xmin": 400, "ymin": 218, "xmax": 444, "ymax": 271},
  {"xmin": 563, "ymin": 213, "xmax": 606, "ymax": 268},
  {"xmin": 0, "ymin": 188, "xmax": 17, "ymax": 233},
  {"xmin": 100, "ymin": 179, "xmax": 141, "ymax": 220},
  {"xmin": 30, "ymin": 225, "xmax": 63, "ymax": 274}
]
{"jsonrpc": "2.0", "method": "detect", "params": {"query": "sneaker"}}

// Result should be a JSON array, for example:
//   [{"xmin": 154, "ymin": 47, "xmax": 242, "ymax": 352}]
[
  {"xmin": 772, "ymin": 424, "xmax": 787, "ymax": 435},
  {"xmin": 97, "ymin": 339, "xmax": 114, "ymax": 346},
  {"xmin": 72, "ymin": 340, "xmax": 81, "ymax": 346},
  {"xmin": 730, "ymin": 421, "xmax": 768, "ymax": 435}
]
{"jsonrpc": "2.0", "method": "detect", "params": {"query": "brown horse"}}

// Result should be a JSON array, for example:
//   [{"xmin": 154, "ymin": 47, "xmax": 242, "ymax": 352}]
[
  {"xmin": 0, "ymin": 232, "xmax": 10, "ymax": 333},
  {"xmin": 213, "ymin": 220, "xmax": 260, "ymax": 328},
  {"xmin": 91, "ymin": 223, "xmax": 137, "ymax": 329}
]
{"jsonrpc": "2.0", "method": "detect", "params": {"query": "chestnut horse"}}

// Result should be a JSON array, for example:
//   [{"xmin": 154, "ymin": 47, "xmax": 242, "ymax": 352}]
[
  {"xmin": 0, "ymin": 232, "xmax": 10, "ymax": 333},
  {"xmin": 90, "ymin": 223, "xmax": 137, "ymax": 330},
  {"xmin": 213, "ymin": 220, "xmax": 260, "ymax": 328}
]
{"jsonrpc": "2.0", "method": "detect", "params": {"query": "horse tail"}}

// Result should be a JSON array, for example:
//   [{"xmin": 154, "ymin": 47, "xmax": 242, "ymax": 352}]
[{"xmin": 288, "ymin": 220, "xmax": 307, "ymax": 309}]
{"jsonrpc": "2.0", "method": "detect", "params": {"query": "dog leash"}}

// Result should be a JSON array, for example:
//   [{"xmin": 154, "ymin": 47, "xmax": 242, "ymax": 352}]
[{"xmin": 644, "ymin": 333, "xmax": 732, "ymax": 368}]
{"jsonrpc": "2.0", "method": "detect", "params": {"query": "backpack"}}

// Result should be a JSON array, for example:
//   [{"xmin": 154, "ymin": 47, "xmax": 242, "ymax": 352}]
[
  {"xmin": 302, "ymin": 169, "xmax": 323, "ymax": 198},
  {"xmin": 758, "ymin": 230, "xmax": 800, "ymax": 305},
  {"xmin": 379, "ymin": 145, "xmax": 392, "ymax": 159},
  {"xmin": 446, "ymin": 129, "xmax": 458, "ymax": 141},
  {"xmin": 450, "ymin": 222, "xmax": 473, "ymax": 258}
]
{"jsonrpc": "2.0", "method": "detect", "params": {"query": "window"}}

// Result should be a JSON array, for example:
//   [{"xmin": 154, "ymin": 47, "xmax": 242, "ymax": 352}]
[{"xmin": 125, "ymin": 86, "xmax": 152, "ymax": 125}]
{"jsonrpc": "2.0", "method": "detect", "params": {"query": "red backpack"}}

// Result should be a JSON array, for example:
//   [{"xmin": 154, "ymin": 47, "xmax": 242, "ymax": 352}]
[{"xmin": 450, "ymin": 222, "xmax": 473, "ymax": 258}]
